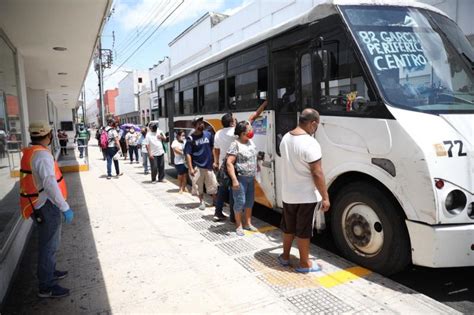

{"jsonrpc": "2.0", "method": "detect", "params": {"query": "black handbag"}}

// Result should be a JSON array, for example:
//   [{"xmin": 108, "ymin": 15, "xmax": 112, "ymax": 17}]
[
  {"xmin": 217, "ymin": 142, "xmax": 239, "ymax": 187},
  {"xmin": 217, "ymin": 155, "xmax": 233, "ymax": 187}
]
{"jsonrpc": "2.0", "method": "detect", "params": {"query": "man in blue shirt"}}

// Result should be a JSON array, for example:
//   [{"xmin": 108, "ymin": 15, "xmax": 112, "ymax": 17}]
[{"xmin": 185, "ymin": 117, "xmax": 218, "ymax": 210}]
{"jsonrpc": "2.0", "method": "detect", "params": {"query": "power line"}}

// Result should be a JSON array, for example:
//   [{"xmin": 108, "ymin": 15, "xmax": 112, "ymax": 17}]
[
  {"xmin": 113, "ymin": 3, "xmax": 172, "ymax": 62},
  {"xmin": 105, "ymin": 0, "xmax": 184, "ymax": 80},
  {"xmin": 113, "ymin": 0, "xmax": 169, "ymax": 55}
]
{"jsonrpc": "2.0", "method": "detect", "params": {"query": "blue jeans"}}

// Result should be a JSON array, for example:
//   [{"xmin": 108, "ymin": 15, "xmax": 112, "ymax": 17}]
[
  {"xmin": 77, "ymin": 139, "xmax": 86, "ymax": 157},
  {"xmin": 106, "ymin": 147, "xmax": 120, "ymax": 176},
  {"xmin": 216, "ymin": 183, "xmax": 234, "ymax": 216},
  {"xmin": 142, "ymin": 151, "xmax": 149, "ymax": 173},
  {"xmin": 37, "ymin": 200, "xmax": 62, "ymax": 290},
  {"xmin": 232, "ymin": 176, "xmax": 255, "ymax": 212}
]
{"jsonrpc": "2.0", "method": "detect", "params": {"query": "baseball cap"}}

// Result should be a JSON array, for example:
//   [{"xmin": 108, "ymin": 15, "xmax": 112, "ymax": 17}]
[
  {"xmin": 29, "ymin": 121, "xmax": 52, "ymax": 137},
  {"xmin": 192, "ymin": 116, "xmax": 203, "ymax": 126}
]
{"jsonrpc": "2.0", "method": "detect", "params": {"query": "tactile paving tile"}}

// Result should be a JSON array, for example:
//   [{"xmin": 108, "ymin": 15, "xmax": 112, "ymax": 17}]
[
  {"xmin": 188, "ymin": 220, "xmax": 219, "ymax": 231},
  {"xmin": 256, "ymin": 270, "xmax": 318, "ymax": 294},
  {"xmin": 215, "ymin": 239, "xmax": 257, "ymax": 256},
  {"xmin": 178, "ymin": 212, "xmax": 204, "ymax": 222},
  {"xmin": 234, "ymin": 252, "xmax": 281, "ymax": 273},
  {"xmin": 171, "ymin": 205, "xmax": 198, "ymax": 214},
  {"xmin": 287, "ymin": 289, "xmax": 354, "ymax": 313},
  {"xmin": 200, "ymin": 227, "xmax": 237, "ymax": 242}
]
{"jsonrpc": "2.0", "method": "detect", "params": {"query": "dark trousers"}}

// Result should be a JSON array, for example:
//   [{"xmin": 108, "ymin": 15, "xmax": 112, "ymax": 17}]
[
  {"xmin": 77, "ymin": 139, "xmax": 86, "ymax": 157},
  {"xmin": 149, "ymin": 154, "xmax": 164, "ymax": 182},
  {"xmin": 120, "ymin": 140, "xmax": 127, "ymax": 159},
  {"xmin": 59, "ymin": 140, "xmax": 68, "ymax": 155},
  {"xmin": 215, "ymin": 183, "xmax": 234, "ymax": 217},
  {"xmin": 128, "ymin": 145, "xmax": 139, "ymax": 162},
  {"xmin": 37, "ymin": 200, "xmax": 62, "ymax": 290},
  {"xmin": 106, "ymin": 147, "xmax": 120, "ymax": 176}
]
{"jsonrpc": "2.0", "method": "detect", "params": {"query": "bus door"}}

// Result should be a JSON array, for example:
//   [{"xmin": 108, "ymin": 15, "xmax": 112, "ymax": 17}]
[{"xmin": 272, "ymin": 45, "xmax": 312, "ymax": 208}]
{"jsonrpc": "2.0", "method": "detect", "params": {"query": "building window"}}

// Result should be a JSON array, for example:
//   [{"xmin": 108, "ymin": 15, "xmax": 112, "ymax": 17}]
[
  {"xmin": 154, "ymin": 78, "xmax": 158, "ymax": 91},
  {"xmin": 0, "ymin": 34, "xmax": 24, "ymax": 252}
]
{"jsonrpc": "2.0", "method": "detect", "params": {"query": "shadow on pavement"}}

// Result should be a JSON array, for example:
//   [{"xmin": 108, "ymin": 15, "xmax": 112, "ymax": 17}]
[{"xmin": 2, "ymin": 171, "xmax": 111, "ymax": 314}]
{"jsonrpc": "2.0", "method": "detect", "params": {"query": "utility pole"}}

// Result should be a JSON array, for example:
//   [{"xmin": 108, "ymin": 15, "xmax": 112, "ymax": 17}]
[
  {"xmin": 98, "ymin": 39, "xmax": 105, "ymax": 126},
  {"xmin": 94, "ymin": 38, "xmax": 113, "ymax": 126}
]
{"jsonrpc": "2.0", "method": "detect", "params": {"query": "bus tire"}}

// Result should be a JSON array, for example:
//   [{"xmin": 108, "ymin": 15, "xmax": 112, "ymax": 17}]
[{"xmin": 330, "ymin": 182, "xmax": 410, "ymax": 275}]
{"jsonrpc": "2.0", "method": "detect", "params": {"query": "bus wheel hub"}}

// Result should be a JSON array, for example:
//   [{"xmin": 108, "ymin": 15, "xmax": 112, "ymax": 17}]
[
  {"xmin": 345, "ymin": 214, "xmax": 371, "ymax": 247},
  {"xmin": 342, "ymin": 202, "xmax": 385, "ymax": 256}
]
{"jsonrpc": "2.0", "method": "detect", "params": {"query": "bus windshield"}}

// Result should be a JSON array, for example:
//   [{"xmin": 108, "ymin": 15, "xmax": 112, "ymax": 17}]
[{"xmin": 341, "ymin": 6, "xmax": 474, "ymax": 114}]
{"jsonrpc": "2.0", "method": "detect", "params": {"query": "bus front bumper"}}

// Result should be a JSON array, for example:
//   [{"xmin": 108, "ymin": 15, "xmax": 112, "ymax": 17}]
[{"xmin": 406, "ymin": 220, "xmax": 474, "ymax": 268}]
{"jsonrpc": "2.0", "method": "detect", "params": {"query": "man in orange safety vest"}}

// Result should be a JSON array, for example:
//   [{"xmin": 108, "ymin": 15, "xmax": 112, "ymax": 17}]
[{"xmin": 19, "ymin": 121, "xmax": 74, "ymax": 298}]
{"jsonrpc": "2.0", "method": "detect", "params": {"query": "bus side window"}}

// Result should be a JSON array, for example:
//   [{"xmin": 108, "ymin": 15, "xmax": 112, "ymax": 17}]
[
  {"xmin": 182, "ymin": 89, "xmax": 193, "ymax": 115},
  {"xmin": 274, "ymin": 50, "xmax": 297, "ymax": 113},
  {"xmin": 273, "ymin": 49, "xmax": 298, "ymax": 156},
  {"xmin": 227, "ymin": 77, "xmax": 236, "ymax": 110},
  {"xmin": 317, "ymin": 30, "xmax": 378, "ymax": 115},
  {"xmin": 174, "ymin": 91, "xmax": 180, "ymax": 116},
  {"xmin": 301, "ymin": 53, "xmax": 313, "ymax": 108}
]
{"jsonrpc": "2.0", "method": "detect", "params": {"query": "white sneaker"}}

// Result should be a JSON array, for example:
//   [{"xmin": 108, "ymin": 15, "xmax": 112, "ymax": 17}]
[{"xmin": 199, "ymin": 201, "xmax": 206, "ymax": 210}]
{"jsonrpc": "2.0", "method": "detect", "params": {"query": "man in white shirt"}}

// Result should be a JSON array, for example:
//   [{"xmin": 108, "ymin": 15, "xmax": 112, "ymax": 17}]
[
  {"xmin": 145, "ymin": 122, "xmax": 166, "ymax": 183},
  {"xmin": 213, "ymin": 100, "xmax": 268, "ymax": 222},
  {"xmin": 278, "ymin": 108, "xmax": 330, "ymax": 273}
]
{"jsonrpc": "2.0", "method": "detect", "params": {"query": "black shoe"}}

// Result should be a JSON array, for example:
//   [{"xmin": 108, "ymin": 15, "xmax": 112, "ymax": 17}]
[
  {"xmin": 37, "ymin": 284, "xmax": 70, "ymax": 298},
  {"xmin": 213, "ymin": 211, "xmax": 228, "ymax": 221},
  {"xmin": 54, "ymin": 270, "xmax": 68, "ymax": 280}
]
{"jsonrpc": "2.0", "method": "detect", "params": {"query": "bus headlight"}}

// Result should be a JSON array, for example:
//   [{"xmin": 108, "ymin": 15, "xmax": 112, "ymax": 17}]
[{"xmin": 445, "ymin": 190, "xmax": 467, "ymax": 215}]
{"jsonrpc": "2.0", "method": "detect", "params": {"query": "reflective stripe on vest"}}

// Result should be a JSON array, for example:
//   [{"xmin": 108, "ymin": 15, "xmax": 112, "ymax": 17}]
[{"xmin": 19, "ymin": 145, "xmax": 68, "ymax": 219}]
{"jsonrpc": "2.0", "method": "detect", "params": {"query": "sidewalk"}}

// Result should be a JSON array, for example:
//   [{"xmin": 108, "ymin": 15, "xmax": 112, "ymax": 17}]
[{"xmin": 3, "ymin": 146, "xmax": 459, "ymax": 314}]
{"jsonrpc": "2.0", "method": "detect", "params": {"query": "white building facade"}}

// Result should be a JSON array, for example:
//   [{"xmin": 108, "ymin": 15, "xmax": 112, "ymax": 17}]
[{"xmin": 115, "ymin": 70, "xmax": 149, "ymax": 125}]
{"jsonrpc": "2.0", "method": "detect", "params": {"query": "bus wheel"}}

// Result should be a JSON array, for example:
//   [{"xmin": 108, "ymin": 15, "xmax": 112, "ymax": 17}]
[{"xmin": 331, "ymin": 182, "xmax": 410, "ymax": 275}]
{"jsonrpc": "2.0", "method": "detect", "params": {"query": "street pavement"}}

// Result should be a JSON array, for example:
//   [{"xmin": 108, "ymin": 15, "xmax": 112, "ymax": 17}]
[{"xmin": 2, "ymin": 146, "xmax": 460, "ymax": 314}]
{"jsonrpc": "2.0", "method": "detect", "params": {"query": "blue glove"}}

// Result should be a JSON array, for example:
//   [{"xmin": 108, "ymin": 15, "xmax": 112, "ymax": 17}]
[{"xmin": 63, "ymin": 209, "xmax": 74, "ymax": 224}]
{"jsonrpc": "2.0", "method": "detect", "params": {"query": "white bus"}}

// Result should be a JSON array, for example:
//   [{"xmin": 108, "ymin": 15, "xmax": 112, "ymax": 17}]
[{"xmin": 158, "ymin": 0, "xmax": 474, "ymax": 275}]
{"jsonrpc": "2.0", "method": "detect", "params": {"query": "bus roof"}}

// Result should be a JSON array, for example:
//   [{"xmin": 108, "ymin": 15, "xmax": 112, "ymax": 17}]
[{"xmin": 158, "ymin": 0, "xmax": 447, "ymax": 88}]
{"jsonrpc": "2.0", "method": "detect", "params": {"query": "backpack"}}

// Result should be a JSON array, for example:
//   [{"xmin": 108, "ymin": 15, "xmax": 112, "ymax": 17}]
[{"xmin": 99, "ymin": 128, "xmax": 110, "ymax": 149}]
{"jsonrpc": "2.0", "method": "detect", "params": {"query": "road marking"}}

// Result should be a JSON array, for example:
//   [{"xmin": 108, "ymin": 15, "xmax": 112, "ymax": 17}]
[
  {"xmin": 317, "ymin": 266, "xmax": 372, "ymax": 288},
  {"xmin": 244, "ymin": 225, "xmax": 278, "ymax": 235}
]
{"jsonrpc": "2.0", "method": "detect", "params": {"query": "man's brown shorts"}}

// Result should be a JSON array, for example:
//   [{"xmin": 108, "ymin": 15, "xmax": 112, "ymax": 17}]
[{"xmin": 281, "ymin": 202, "xmax": 318, "ymax": 239}]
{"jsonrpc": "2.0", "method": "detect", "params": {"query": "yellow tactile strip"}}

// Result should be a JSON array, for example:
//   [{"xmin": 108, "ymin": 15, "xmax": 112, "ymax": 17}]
[{"xmin": 317, "ymin": 266, "xmax": 372, "ymax": 288}]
